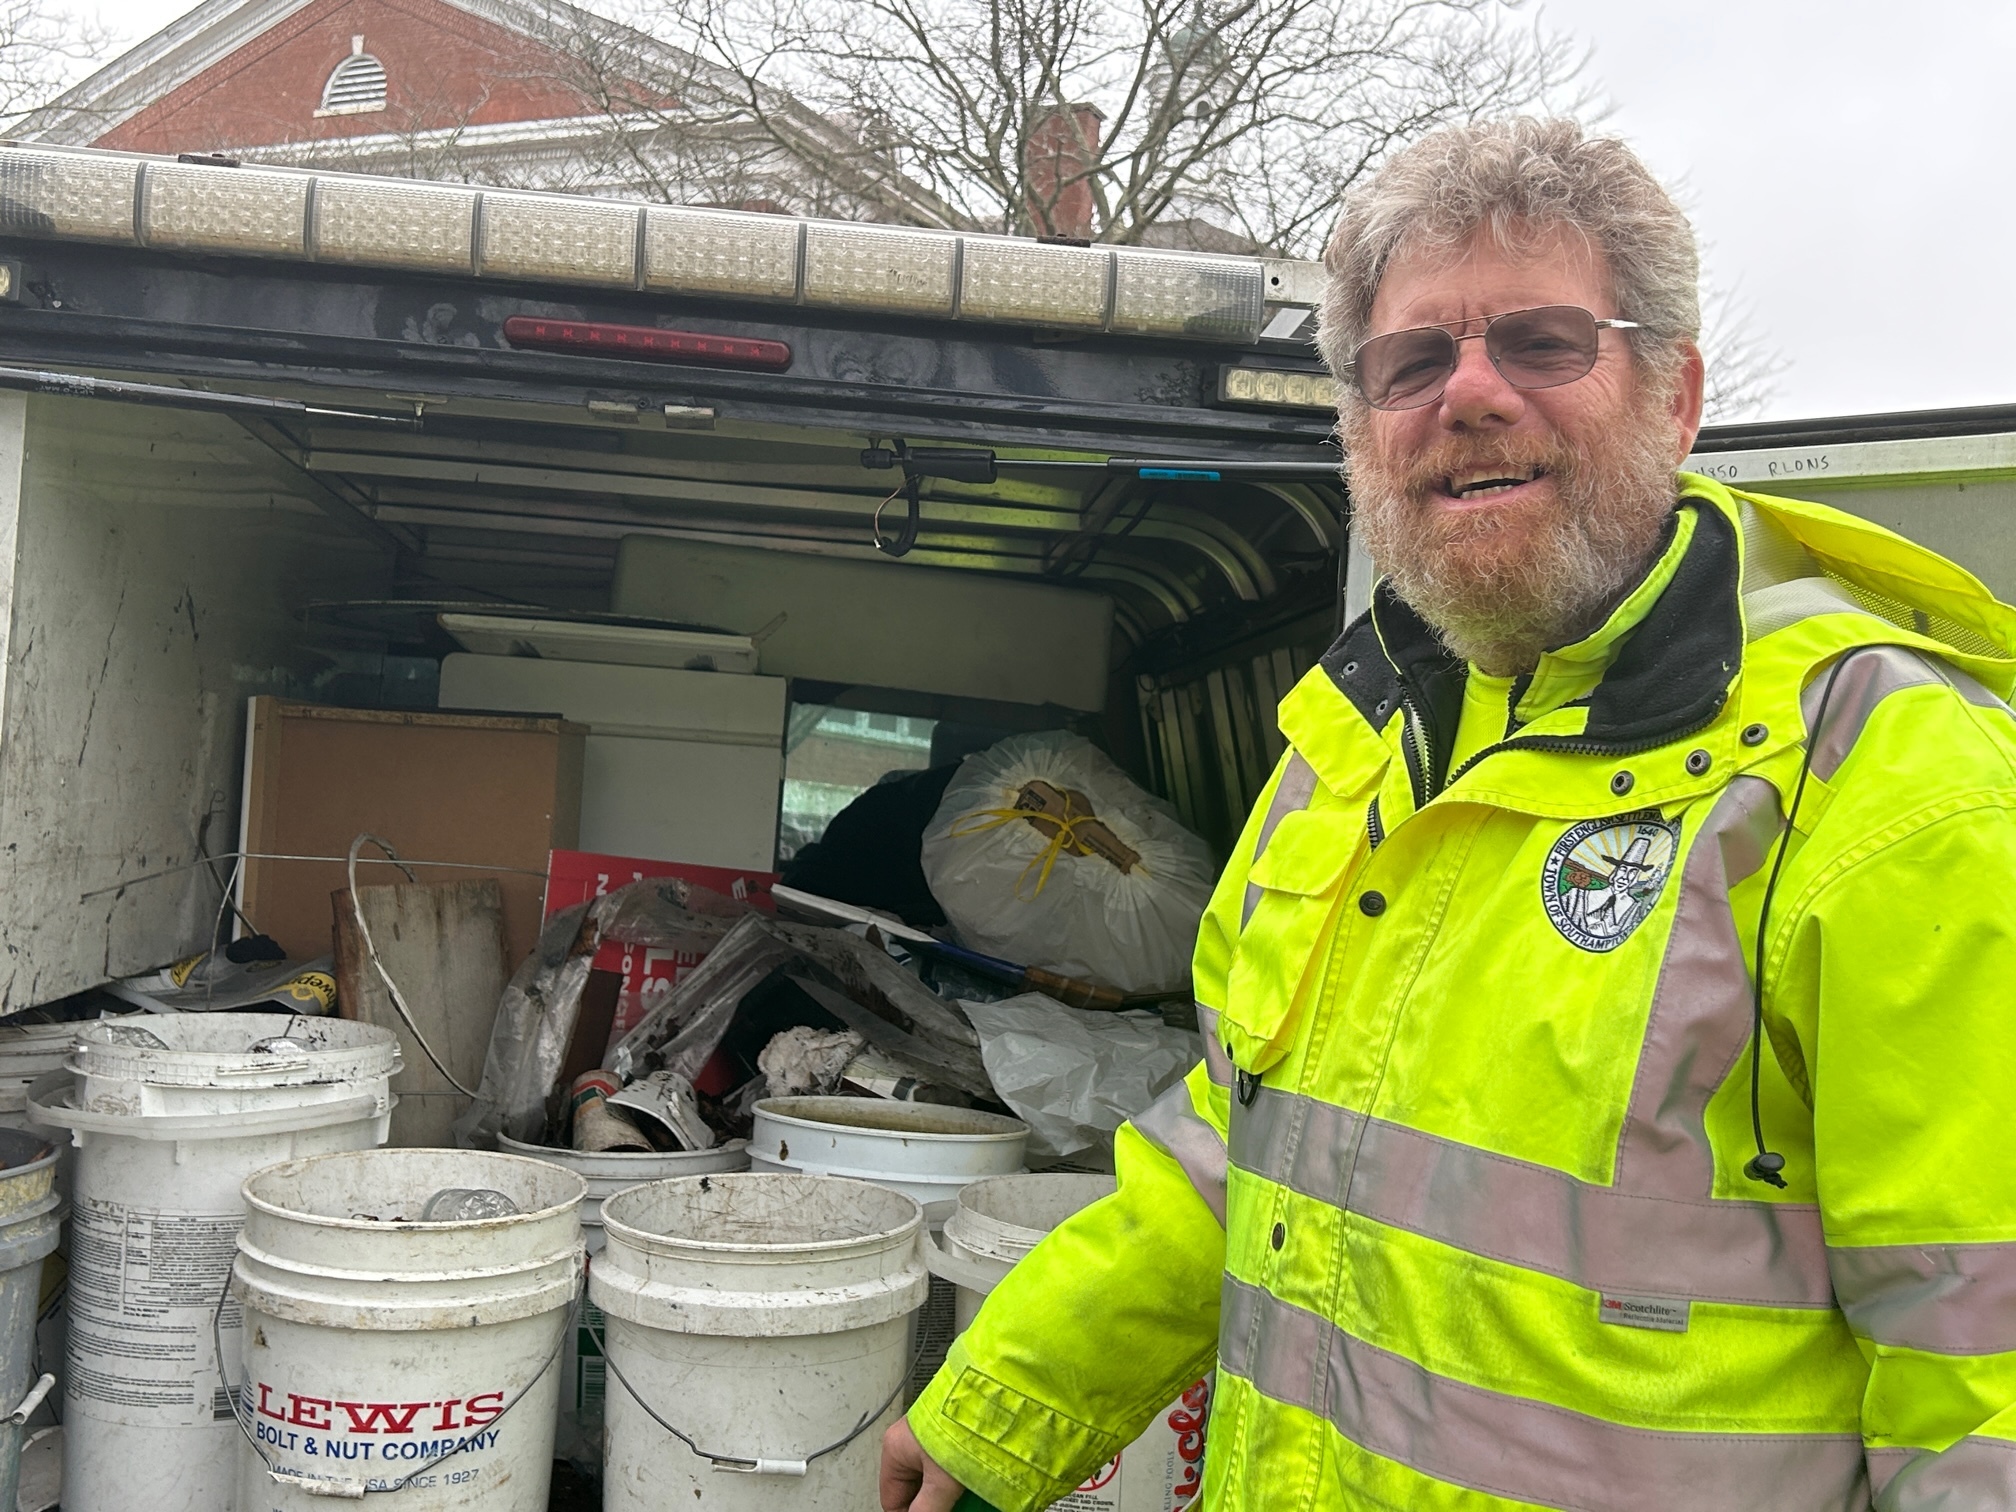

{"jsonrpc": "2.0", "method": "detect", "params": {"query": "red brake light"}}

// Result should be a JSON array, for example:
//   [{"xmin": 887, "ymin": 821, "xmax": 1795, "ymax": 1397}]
[{"xmin": 501, "ymin": 316, "xmax": 791, "ymax": 372}]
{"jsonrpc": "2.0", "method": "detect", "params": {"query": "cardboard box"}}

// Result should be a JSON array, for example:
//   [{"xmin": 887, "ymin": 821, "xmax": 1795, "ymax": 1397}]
[{"xmin": 237, "ymin": 698, "xmax": 585, "ymax": 969}]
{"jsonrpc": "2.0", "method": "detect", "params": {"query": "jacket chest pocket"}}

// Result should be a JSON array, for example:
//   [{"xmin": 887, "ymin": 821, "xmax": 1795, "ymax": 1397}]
[{"xmin": 1222, "ymin": 808, "xmax": 1364, "ymax": 1075}]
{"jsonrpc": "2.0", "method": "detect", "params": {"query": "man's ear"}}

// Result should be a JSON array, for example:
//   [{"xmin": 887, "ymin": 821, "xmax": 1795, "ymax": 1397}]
[{"xmin": 1669, "ymin": 342, "xmax": 1706, "ymax": 462}]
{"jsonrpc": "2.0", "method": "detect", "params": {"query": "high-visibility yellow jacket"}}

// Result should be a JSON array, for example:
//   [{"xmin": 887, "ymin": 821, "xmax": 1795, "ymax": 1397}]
[{"xmin": 908, "ymin": 475, "xmax": 2016, "ymax": 1512}]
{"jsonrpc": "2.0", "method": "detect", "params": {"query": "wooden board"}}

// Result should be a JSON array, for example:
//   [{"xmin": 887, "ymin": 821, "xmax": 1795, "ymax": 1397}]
[
  {"xmin": 334, "ymin": 879, "xmax": 509, "ymax": 1148},
  {"xmin": 238, "ymin": 698, "xmax": 584, "ymax": 970}
]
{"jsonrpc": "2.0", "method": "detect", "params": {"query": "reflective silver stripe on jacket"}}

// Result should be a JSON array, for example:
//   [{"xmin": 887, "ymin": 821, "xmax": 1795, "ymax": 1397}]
[
  {"xmin": 1133, "ymin": 1079, "xmax": 1227, "ymax": 1226},
  {"xmin": 1219, "ymin": 1276, "xmax": 1871, "ymax": 1512},
  {"xmin": 1830, "ymin": 1240, "xmax": 2016, "ymax": 1354},
  {"xmin": 1231, "ymin": 1085, "xmax": 1832, "ymax": 1307},
  {"xmin": 1196, "ymin": 1004, "xmax": 1233, "ymax": 1089},
  {"xmin": 1870, "ymin": 1436, "xmax": 2016, "ymax": 1511},
  {"xmin": 1242, "ymin": 752, "xmax": 1319, "ymax": 929}
]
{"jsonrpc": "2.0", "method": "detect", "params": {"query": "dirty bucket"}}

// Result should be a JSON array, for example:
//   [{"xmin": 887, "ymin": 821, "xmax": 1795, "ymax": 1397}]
[
  {"xmin": 0, "ymin": 1045, "xmax": 70, "ymax": 1436},
  {"xmin": 232, "ymin": 1148, "xmax": 586, "ymax": 1509},
  {"xmin": 747, "ymin": 1098, "xmax": 1028, "ymax": 1220},
  {"xmin": 0, "ymin": 1131, "xmax": 61, "ymax": 1440},
  {"xmin": 592, "ymin": 1172, "xmax": 927, "ymax": 1511},
  {"xmin": 0, "ymin": 1373, "xmax": 55, "ymax": 1511},
  {"xmin": 0, "ymin": 1025, "xmax": 77, "ymax": 1137},
  {"xmin": 31, "ymin": 1011, "xmax": 399, "ymax": 1512},
  {"xmin": 923, "ymin": 1174, "xmax": 1211, "ymax": 1512},
  {"xmin": 497, "ymin": 1134, "xmax": 750, "ymax": 1469},
  {"xmin": 748, "ymin": 1096, "xmax": 1025, "ymax": 1403}
]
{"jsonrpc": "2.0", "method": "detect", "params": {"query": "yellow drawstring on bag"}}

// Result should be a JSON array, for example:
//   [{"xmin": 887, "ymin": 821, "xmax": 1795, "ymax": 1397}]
[{"xmin": 948, "ymin": 787, "xmax": 1146, "ymax": 901}]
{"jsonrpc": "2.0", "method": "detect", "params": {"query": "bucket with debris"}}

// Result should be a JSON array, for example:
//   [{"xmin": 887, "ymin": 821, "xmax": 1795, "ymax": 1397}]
[
  {"xmin": 231, "ymin": 1148, "xmax": 585, "ymax": 1508},
  {"xmin": 31, "ymin": 1012, "xmax": 399, "ymax": 1512},
  {"xmin": 498, "ymin": 1133, "xmax": 749, "ymax": 1470},
  {"xmin": 592, "ymin": 1172, "xmax": 927, "ymax": 1511}
]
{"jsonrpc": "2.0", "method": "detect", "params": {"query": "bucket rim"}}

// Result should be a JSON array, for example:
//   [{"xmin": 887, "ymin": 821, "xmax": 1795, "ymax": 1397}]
[
  {"xmin": 0, "ymin": 1128, "xmax": 57, "ymax": 1184},
  {"xmin": 751, "ymin": 1096, "xmax": 1028, "ymax": 1143},
  {"xmin": 599, "ymin": 1172, "xmax": 924, "ymax": 1258},
  {"xmin": 66, "ymin": 1011, "xmax": 399, "ymax": 1085},
  {"xmin": 241, "ymin": 1148, "xmax": 589, "ymax": 1231},
  {"xmin": 498, "ymin": 1133, "xmax": 750, "ymax": 1168},
  {"xmin": 945, "ymin": 1171, "xmax": 1117, "ymax": 1261}
]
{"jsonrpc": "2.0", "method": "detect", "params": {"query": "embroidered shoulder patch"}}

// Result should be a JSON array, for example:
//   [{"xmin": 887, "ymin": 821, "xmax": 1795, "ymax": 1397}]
[{"xmin": 1540, "ymin": 811, "xmax": 1680, "ymax": 953}]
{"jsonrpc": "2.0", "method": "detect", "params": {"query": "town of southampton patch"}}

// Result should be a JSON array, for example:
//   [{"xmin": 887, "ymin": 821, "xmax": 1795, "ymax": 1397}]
[{"xmin": 1541, "ymin": 812, "xmax": 1681, "ymax": 952}]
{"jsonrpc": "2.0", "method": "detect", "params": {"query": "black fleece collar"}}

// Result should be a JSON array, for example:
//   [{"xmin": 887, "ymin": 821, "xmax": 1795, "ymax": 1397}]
[{"xmin": 1319, "ymin": 500, "xmax": 1744, "ymax": 796}]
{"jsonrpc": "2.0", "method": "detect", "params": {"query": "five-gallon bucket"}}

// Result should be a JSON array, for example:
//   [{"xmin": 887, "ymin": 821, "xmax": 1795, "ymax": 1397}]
[
  {"xmin": 32, "ymin": 1012, "xmax": 399, "ymax": 1512},
  {"xmin": 497, "ymin": 1134, "xmax": 750, "ymax": 1469},
  {"xmin": 232, "ymin": 1148, "xmax": 586, "ymax": 1509},
  {"xmin": 591, "ymin": 1172, "xmax": 927, "ymax": 1510},
  {"xmin": 923, "ymin": 1174, "xmax": 1210, "ymax": 1512},
  {"xmin": 0, "ymin": 1025, "xmax": 77, "ymax": 1138},
  {"xmin": 0, "ymin": 1132, "xmax": 61, "ymax": 1437},
  {"xmin": 748, "ymin": 1097, "xmax": 1028, "ymax": 1404},
  {"xmin": 747, "ymin": 1098, "xmax": 1028, "ymax": 1219},
  {"xmin": 0, "ymin": 1041, "xmax": 72, "ymax": 1433}
]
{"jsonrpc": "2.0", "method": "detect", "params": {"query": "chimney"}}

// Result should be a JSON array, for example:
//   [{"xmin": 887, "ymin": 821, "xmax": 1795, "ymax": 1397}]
[{"xmin": 1024, "ymin": 104, "xmax": 1104, "ymax": 240}]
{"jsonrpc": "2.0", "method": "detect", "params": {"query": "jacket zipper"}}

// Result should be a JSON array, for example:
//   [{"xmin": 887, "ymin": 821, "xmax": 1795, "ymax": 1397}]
[
  {"xmin": 1439, "ymin": 707, "xmax": 1724, "ymax": 794},
  {"xmin": 1397, "ymin": 690, "xmax": 1433, "ymax": 809}
]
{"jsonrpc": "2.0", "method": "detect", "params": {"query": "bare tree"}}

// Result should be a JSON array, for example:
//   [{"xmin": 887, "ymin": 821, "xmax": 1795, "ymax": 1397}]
[
  {"xmin": 542, "ymin": 0, "xmax": 1583, "ymax": 250},
  {"xmin": 1699, "ymin": 275, "xmax": 1788, "ymax": 424},
  {"xmin": 0, "ymin": 0, "xmax": 111, "ymax": 127}
]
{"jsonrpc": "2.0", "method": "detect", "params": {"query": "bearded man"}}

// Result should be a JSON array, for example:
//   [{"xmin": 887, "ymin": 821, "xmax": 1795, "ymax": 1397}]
[{"xmin": 883, "ymin": 117, "xmax": 2016, "ymax": 1511}]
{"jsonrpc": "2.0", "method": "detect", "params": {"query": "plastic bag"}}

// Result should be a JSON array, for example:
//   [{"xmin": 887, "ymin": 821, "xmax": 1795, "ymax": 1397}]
[
  {"xmin": 922, "ymin": 733, "xmax": 1215, "ymax": 994},
  {"xmin": 454, "ymin": 877, "xmax": 759, "ymax": 1148},
  {"xmin": 960, "ymin": 993, "xmax": 1200, "ymax": 1163}
]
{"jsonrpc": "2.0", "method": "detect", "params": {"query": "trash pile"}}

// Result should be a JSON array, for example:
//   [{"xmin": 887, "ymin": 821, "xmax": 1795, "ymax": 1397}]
[{"xmin": 458, "ymin": 732, "xmax": 1211, "ymax": 1170}]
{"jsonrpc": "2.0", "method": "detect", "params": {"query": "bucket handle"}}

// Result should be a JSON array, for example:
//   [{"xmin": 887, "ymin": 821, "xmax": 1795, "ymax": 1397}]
[
  {"xmin": 584, "ymin": 1310, "xmax": 923, "ymax": 1477},
  {"xmin": 213, "ymin": 1252, "xmax": 580, "ymax": 1496},
  {"xmin": 919, "ymin": 1226, "xmax": 1008, "ymax": 1296}
]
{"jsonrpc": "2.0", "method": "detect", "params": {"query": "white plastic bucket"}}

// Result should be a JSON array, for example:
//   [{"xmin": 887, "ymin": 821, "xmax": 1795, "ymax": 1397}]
[
  {"xmin": 0, "ymin": 1024, "xmax": 77, "ymax": 1431},
  {"xmin": 923, "ymin": 1174, "xmax": 1211, "ymax": 1512},
  {"xmin": 0, "ymin": 1131, "xmax": 61, "ymax": 1439},
  {"xmin": 591, "ymin": 1173, "xmax": 927, "ymax": 1511},
  {"xmin": 232, "ymin": 1148, "xmax": 586, "ymax": 1509},
  {"xmin": 31, "ymin": 1012, "xmax": 399, "ymax": 1512},
  {"xmin": 496, "ymin": 1134, "xmax": 750, "ymax": 1467},
  {"xmin": 747, "ymin": 1099, "xmax": 1029, "ymax": 1221},
  {"xmin": 0, "ymin": 1026, "xmax": 77, "ymax": 1133},
  {"xmin": 748, "ymin": 1097, "xmax": 1029, "ymax": 1405}
]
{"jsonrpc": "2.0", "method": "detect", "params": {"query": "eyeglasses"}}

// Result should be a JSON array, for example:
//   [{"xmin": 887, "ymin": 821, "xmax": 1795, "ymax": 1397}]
[{"xmin": 1347, "ymin": 304, "xmax": 1643, "ymax": 411}]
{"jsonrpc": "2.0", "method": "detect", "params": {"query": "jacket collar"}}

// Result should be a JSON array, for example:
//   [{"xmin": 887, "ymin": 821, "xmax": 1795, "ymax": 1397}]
[{"xmin": 1310, "ymin": 496, "xmax": 1744, "ymax": 803}]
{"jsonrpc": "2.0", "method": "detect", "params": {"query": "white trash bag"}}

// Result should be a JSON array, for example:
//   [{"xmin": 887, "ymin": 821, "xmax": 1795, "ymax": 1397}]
[{"xmin": 921, "ymin": 732, "xmax": 1215, "ymax": 994}]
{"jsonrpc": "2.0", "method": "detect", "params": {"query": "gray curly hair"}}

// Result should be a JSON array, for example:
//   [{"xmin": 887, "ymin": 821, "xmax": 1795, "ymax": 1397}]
[{"xmin": 1317, "ymin": 118, "xmax": 1700, "ymax": 408}]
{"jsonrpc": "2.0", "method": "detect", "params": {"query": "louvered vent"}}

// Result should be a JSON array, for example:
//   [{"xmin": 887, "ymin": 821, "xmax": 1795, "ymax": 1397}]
[{"xmin": 319, "ymin": 52, "xmax": 387, "ymax": 114}]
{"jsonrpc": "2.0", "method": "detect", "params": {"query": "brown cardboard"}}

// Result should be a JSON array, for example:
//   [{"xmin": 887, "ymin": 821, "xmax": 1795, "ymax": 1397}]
[{"xmin": 238, "ymin": 698, "xmax": 584, "ymax": 970}]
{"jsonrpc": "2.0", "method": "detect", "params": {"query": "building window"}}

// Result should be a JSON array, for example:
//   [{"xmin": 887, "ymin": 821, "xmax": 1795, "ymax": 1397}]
[{"xmin": 317, "ymin": 37, "xmax": 387, "ymax": 116}]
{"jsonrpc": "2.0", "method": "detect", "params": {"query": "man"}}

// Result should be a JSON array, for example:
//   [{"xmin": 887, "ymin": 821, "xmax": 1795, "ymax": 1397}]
[{"xmin": 882, "ymin": 117, "xmax": 2016, "ymax": 1510}]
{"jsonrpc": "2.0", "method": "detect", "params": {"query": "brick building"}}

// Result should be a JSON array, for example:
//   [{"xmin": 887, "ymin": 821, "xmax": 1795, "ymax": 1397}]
[{"xmin": 16, "ymin": 0, "xmax": 935, "ymax": 213}]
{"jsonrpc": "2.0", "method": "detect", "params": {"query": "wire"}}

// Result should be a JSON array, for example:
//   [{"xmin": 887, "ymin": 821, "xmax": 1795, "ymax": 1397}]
[
  {"xmin": 1744, "ymin": 653, "xmax": 1852, "ymax": 1189},
  {"xmin": 344, "ymin": 833, "xmax": 479, "ymax": 1098},
  {"xmin": 80, "ymin": 850, "xmax": 550, "ymax": 902}
]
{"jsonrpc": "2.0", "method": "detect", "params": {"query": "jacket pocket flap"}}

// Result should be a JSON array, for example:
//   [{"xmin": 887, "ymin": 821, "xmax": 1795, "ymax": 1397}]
[{"xmin": 1247, "ymin": 808, "xmax": 1360, "ymax": 897}]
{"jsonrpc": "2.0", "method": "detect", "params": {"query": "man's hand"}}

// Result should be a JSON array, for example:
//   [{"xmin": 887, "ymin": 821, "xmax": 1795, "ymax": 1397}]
[{"xmin": 880, "ymin": 1415, "xmax": 966, "ymax": 1512}]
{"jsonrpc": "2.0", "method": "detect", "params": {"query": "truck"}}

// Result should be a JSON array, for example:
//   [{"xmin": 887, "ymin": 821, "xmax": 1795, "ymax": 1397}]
[{"xmin": 0, "ymin": 138, "xmax": 2009, "ymax": 1014}]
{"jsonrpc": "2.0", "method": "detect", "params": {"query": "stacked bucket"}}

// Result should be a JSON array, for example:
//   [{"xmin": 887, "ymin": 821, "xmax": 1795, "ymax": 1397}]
[{"xmin": 3, "ymin": 1013, "xmax": 1202, "ymax": 1511}]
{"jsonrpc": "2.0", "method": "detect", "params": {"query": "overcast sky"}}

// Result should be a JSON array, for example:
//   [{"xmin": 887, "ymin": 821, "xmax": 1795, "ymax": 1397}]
[{"xmin": 71, "ymin": 0, "xmax": 2016, "ymax": 424}]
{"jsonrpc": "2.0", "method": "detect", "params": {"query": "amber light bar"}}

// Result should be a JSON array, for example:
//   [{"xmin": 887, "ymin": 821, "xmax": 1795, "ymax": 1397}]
[{"xmin": 501, "ymin": 316, "xmax": 792, "ymax": 371}]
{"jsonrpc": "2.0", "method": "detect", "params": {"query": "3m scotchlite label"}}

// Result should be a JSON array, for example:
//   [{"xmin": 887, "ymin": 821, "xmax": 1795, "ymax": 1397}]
[{"xmin": 1598, "ymin": 1294, "xmax": 1690, "ymax": 1332}]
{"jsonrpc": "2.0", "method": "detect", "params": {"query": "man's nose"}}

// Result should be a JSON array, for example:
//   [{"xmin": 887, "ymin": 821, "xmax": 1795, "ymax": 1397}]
[{"xmin": 1435, "ymin": 336, "xmax": 1526, "ymax": 430}]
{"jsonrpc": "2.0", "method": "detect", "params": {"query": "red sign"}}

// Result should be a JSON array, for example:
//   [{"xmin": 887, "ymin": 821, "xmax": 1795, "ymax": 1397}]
[{"xmin": 543, "ymin": 850, "xmax": 778, "ymax": 1040}]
